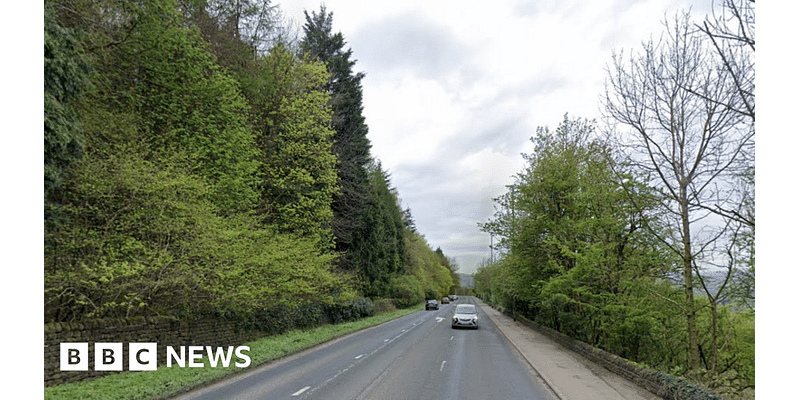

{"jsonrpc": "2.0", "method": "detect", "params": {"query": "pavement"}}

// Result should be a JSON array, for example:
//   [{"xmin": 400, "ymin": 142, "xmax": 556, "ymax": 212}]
[{"xmin": 476, "ymin": 298, "xmax": 662, "ymax": 400}]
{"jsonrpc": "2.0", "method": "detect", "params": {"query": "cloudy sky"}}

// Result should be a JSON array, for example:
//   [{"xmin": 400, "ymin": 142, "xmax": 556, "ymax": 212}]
[{"xmin": 277, "ymin": 0, "xmax": 716, "ymax": 274}]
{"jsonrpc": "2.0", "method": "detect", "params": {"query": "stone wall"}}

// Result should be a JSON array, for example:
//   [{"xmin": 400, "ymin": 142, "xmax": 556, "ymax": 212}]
[{"xmin": 44, "ymin": 316, "xmax": 265, "ymax": 387}]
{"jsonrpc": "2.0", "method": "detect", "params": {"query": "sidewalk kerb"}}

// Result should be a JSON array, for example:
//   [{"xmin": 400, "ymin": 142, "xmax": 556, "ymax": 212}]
[{"xmin": 475, "ymin": 298, "xmax": 568, "ymax": 400}]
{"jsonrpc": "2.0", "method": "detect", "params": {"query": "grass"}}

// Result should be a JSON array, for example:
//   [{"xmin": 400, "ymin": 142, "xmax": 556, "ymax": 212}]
[{"xmin": 44, "ymin": 307, "xmax": 419, "ymax": 400}]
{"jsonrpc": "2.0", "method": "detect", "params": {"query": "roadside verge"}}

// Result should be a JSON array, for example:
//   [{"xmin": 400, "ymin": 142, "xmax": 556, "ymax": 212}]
[{"xmin": 44, "ymin": 307, "xmax": 419, "ymax": 400}]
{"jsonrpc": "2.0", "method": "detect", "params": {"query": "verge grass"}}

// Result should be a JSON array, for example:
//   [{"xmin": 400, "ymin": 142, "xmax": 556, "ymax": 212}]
[{"xmin": 44, "ymin": 307, "xmax": 419, "ymax": 400}]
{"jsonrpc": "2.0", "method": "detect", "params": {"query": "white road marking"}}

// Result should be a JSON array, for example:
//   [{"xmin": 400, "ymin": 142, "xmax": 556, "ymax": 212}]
[
  {"xmin": 355, "ymin": 354, "xmax": 364, "ymax": 360},
  {"xmin": 292, "ymin": 386, "xmax": 311, "ymax": 396},
  {"xmin": 440, "ymin": 360, "xmax": 447, "ymax": 371},
  {"xmin": 435, "ymin": 317, "xmax": 444, "ymax": 322}
]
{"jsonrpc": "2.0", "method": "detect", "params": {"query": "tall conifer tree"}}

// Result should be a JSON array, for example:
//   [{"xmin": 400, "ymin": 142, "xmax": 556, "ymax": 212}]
[{"xmin": 301, "ymin": 6, "xmax": 372, "ymax": 271}]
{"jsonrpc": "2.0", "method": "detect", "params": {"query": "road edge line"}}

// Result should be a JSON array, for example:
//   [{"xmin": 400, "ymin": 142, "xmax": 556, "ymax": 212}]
[{"xmin": 474, "ymin": 298, "xmax": 568, "ymax": 400}]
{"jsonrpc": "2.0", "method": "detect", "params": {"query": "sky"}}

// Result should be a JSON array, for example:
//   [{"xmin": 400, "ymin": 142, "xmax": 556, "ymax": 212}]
[{"xmin": 277, "ymin": 0, "xmax": 717, "ymax": 275}]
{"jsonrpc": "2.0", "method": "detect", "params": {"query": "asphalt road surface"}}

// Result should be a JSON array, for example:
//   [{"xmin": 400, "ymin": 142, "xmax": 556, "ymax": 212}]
[{"xmin": 172, "ymin": 297, "xmax": 557, "ymax": 400}]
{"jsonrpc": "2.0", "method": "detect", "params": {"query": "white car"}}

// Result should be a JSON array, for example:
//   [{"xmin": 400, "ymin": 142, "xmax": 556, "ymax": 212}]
[{"xmin": 451, "ymin": 304, "xmax": 478, "ymax": 329}]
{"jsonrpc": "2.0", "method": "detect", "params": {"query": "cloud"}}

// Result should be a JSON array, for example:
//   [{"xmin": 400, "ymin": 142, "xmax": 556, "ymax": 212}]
[
  {"xmin": 352, "ymin": 11, "xmax": 480, "ymax": 86},
  {"xmin": 281, "ymin": 0, "xmax": 713, "ymax": 274}
]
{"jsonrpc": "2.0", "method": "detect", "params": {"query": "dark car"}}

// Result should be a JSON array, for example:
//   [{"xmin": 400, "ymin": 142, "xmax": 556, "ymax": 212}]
[
  {"xmin": 425, "ymin": 299, "xmax": 439, "ymax": 310},
  {"xmin": 451, "ymin": 304, "xmax": 478, "ymax": 329}
]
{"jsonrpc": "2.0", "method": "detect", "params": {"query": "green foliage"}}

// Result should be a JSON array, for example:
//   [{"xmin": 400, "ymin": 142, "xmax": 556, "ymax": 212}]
[
  {"xmin": 382, "ymin": 214, "xmax": 456, "ymax": 307},
  {"xmin": 402, "ymin": 230, "xmax": 454, "ymax": 301},
  {"xmin": 435, "ymin": 247, "xmax": 461, "ymax": 294},
  {"xmin": 44, "ymin": 0, "xmax": 353, "ymax": 322},
  {"xmin": 62, "ymin": 0, "xmax": 259, "ymax": 214},
  {"xmin": 351, "ymin": 162, "xmax": 407, "ymax": 297},
  {"xmin": 44, "ymin": 1, "xmax": 89, "ymax": 220},
  {"xmin": 389, "ymin": 275, "xmax": 424, "ymax": 309},
  {"xmin": 44, "ymin": 6, "xmax": 465, "ymax": 393},
  {"xmin": 44, "ymin": 307, "xmax": 418, "ymax": 400},
  {"xmin": 252, "ymin": 44, "xmax": 338, "ymax": 245},
  {"xmin": 475, "ymin": 114, "xmax": 754, "ymax": 394},
  {"xmin": 301, "ymin": 5, "xmax": 373, "ymax": 269},
  {"xmin": 44, "ymin": 144, "xmax": 348, "ymax": 321}
]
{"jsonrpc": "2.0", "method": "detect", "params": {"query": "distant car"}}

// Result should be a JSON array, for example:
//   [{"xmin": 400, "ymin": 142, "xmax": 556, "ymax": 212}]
[
  {"xmin": 425, "ymin": 299, "xmax": 439, "ymax": 310},
  {"xmin": 448, "ymin": 295, "xmax": 458, "ymax": 301},
  {"xmin": 441, "ymin": 297, "xmax": 450, "ymax": 304},
  {"xmin": 451, "ymin": 304, "xmax": 478, "ymax": 329}
]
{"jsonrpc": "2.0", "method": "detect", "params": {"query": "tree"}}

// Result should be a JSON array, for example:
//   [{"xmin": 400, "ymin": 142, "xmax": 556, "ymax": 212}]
[
  {"xmin": 481, "ymin": 115, "xmax": 664, "ymax": 333},
  {"xmin": 351, "ymin": 161, "xmax": 407, "ymax": 297},
  {"xmin": 300, "ymin": 5, "xmax": 373, "ymax": 271},
  {"xmin": 403, "ymin": 231, "xmax": 453, "ymax": 301},
  {"xmin": 44, "ymin": 0, "xmax": 351, "ymax": 321},
  {"xmin": 603, "ymin": 11, "xmax": 754, "ymax": 370},
  {"xmin": 252, "ymin": 43, "xmax": 338, "ymax": 245},
  {"xmin": 180, "ymin": 0, "xmax": 286, "ymax": 58},
  {"xmin": 403, "ymin": 207, "xmax": 417, "ymax": 232},
  {"xmin": 696, "ymin": 0, "xmax": 755, "ymax": 271},
  {"xmin": 435, "ymin": 247, "xmax": 460, "ymax": 294},
  {"xmin": 44, "ymin": 1, "xmax": 89, "ymax": 224},
  {"xmin": 69, "ymin": 0, "xmax": 261, "ymax": 214},
  {"xmin": 697, "ymin": 0, "xmax": 755, "ymax": 123}
]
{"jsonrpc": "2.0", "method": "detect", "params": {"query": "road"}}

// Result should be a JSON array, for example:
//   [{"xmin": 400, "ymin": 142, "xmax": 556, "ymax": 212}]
[{"xmin": 171, "ymin": 297, "xmax": 557, "ymax": 400}]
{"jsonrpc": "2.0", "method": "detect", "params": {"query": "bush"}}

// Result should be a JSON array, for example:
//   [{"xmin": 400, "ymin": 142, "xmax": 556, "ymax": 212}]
[
  {"xmin": 324, "ymin": 297, "xmax": 375, "ymax": 324},
  {"xmin": 373, "ymin": 298, "xmax": 397, "ymax": 314},
  {"xmin": 390, "ymin": 275, "xmax": 424, "ymax": 309}
]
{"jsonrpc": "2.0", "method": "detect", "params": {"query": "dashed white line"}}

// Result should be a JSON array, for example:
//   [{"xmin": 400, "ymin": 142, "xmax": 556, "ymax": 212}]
[
  {"xmin": 440, "ymin": 360, "xmax": 447, "ymax": 371},
  {"xmin": 355, "ymin": 354, "xmax": 365, "ymax": 360},
  {"xmin": 292, "ymin": 386, "xmax": 311, "ymax": 396}
]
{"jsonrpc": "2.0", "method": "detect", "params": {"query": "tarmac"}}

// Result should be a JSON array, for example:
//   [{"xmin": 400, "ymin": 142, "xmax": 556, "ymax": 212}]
[{"xmin": 476, "ymin": 297, "xmax": 661, "ymax": 400}]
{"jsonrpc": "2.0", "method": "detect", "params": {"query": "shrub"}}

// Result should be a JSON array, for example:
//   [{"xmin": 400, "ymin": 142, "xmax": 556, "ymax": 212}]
[
  {"xmin": 373, "ymin": 298, "xmax": 397, "ymax": 314},
  {"xmin": 390, "ymin": 275, "xmax": 424, "ymax": 309}
]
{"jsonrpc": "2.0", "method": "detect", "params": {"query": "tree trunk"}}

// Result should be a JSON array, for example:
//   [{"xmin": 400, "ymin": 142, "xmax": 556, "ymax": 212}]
[
  {"xmin": 680, "ymin": 186, "xmax": 700, "ymax": 369},
  {"xmin": 709, "ymin": 299, "xmax": 718, "ymax": 373}
]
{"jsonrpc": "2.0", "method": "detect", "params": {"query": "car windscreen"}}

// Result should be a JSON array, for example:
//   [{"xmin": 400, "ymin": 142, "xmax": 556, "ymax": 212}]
[{"xmin": 455, "ymin": 305, "xmax": 476, "ymax": 314}]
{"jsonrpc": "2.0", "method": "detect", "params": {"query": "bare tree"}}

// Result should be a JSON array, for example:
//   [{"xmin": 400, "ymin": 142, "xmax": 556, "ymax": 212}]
[
  {"xmin": 696, "ymin": 0, "xmax": 755, "ymax": 238},
  {"xmin": 697, "ymin": 0, "xmax": 755, "ymax": 123},
  {"xmin": 603, "ymin": 11, "xmax": 754, "ymax": 370}
]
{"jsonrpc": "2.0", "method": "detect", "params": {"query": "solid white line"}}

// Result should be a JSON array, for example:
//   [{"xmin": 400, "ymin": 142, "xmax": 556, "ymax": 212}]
[{"xmin": 292, "ymin": 386, "xmax": 311, "ymax": 396}]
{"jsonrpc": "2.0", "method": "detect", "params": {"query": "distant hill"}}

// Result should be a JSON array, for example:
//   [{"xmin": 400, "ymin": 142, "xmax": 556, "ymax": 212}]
[
  {"xmin": 664, "ymin": 269, "xmax": 754, "ymax": 307},
  {"xmin": 458, "ymin": 273, "xmax": 474, "ymax": 289}
]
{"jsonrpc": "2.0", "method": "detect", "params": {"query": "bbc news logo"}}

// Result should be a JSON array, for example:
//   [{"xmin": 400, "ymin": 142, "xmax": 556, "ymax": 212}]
[{"xmin": 60, "ymin": 343, "xmax": 251, "ymax": 371}]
